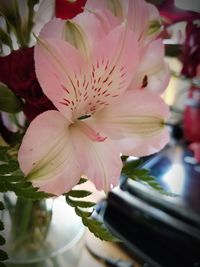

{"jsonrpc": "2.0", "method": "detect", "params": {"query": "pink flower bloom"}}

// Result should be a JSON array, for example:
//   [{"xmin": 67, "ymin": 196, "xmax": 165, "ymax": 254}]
[
  {"xmin": 18, "ymin": 14, "xmax": 169, "ymax": 195},
  {"xmin": 85, "ymin": 0, "xmax": 170, "ymax": 94}
]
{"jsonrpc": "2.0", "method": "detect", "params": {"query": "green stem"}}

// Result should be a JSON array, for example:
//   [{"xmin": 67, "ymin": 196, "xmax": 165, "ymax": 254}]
[{"xmin": 12, "ymin": 198, "xmax": 33, "ymax": 239}]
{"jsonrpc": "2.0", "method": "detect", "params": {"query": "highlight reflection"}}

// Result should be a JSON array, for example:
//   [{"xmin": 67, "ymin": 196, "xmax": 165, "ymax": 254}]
[{"xmin": 162, "ymin": 163, "xmax": 186, "ymax": 194}]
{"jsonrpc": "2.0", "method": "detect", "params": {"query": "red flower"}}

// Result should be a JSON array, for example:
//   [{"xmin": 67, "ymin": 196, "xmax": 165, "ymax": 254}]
[
  {"xmin": 0, "ymin": 47, "xmax": 55, "ymax": 121},
  {"xmin": 55, "ymin": 0, "xmax": 87, "ymax": 19}
]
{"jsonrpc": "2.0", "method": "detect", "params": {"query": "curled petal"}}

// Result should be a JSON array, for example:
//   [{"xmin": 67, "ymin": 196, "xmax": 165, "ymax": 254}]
[
  {"xmin": 131, "ymin": 39, "xmax": 170, "ymax": 94},
  {"xmin": 95, "ymin": 90, "xmax": 169, "ymax": 156},
  {"xmin": 18, "ymin": 111, "xmax": 81, "ymax": 195}
]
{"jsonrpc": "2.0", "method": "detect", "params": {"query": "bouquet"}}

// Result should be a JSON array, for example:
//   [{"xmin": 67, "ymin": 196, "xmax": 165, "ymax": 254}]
[{"xmin": 0, "ymin": 0, "xmax": 171, "ymax": 264}]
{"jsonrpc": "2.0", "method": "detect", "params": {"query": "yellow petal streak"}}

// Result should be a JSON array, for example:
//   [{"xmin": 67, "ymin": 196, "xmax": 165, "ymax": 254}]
[{"xmin": 63, "ymin": 21, "xmax": 90, "ymax": 60}]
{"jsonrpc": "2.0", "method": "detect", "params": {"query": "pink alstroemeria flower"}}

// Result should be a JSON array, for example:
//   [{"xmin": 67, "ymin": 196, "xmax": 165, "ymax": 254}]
[
  {"xmin": 18, "ymin": 14, "xmax": 169, "ymax": 195},
  {"xmin": 85, "ymin": 0, "xmax": 170, "ymax": 94}
]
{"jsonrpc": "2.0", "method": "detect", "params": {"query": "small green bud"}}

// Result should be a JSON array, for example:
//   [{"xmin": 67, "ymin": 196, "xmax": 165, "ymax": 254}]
[{"xmin": 147, "ymin": 19, "xmax": 162, "ymax": 35}]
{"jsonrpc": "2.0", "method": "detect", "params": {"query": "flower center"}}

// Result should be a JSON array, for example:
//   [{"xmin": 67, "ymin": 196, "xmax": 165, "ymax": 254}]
[{"xmin": 72, "ymin": 120, "xmax": 107, "ymax": 142}]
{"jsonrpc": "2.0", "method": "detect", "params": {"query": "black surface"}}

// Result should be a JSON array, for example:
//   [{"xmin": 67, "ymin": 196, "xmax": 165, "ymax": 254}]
[{"xmin": 102, "ymin": 144, "xmax": 200, "ymax": 267}]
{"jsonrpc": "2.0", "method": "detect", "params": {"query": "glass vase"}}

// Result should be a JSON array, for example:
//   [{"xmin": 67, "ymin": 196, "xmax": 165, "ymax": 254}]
[{"xmin": 0, "ymin": 193, "xmax": 85, "ymax": 267}]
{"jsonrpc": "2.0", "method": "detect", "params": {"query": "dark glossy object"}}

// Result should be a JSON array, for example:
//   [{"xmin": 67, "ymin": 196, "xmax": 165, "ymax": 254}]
[{"xmin": 100, "ymin": 145, "xmax": 200, "ymax": 267}]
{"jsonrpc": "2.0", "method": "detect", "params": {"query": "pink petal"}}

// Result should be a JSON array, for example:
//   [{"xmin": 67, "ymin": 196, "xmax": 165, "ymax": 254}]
[
  {"xmin": 76, "ymin": 23, "xmax": 139, "ymax": 115},
  {"xmin": 34, "ymin": 36, "xmax": 87, "ymax": 120},
  {"xmin": 140, "ymin": 2, "xmax": 162, "ymax": 44},
  {"xmin": 126, "ymin": 0, "xmax": 149, "ymax": 39},
  {"xmin": 131, "ymin": 39, "xmax": 170, "ymax": 94},
  {"xmin": 18, "ymin": 111, "xmax": 81, "ymax": 195},
  {"xmin": 85, "ymin": 0, "xmax": 110, "ymax": 11},
  {"xmin": 95, "ymin": 90, "xmax": 169, "ymax": 156},
  {"xmin": 88, "ymin": 23, "xmax": 139, "ymax": 110},
  {"xmin": 114, "ymin": 128, "xmax": 169, "ymax": 157},
  {"xmin": 38, "ymin": 18, "xmax": 65, "ymax": 39},
  {"xmin": 73, "ymin": 9, "xmax": 119, "ymax": 46},
  {"xmin": 71, "ymin": 124, "xmax": 122, "ymax": 192}
]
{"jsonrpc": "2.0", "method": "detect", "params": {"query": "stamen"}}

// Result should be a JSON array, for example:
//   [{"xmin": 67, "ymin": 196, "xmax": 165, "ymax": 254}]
[
  {"xmin": 78, "ymin": 121, "xmax": 107, "ymax": 142},
  {"xmin": 78, "ymin": 114, "xmax": 91, "ymax": 120}
]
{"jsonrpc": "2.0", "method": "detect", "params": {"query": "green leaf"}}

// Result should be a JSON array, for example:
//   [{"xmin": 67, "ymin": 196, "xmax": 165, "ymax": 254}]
[
  {"xmin": 0, "ymin": 27, "xmax": 13, "ymax": 48},
  {"xmin": 122, "ymin": 160, "xmax": 168, "ymax": 194},
  {"xmin": 9, "ymin": 184, "xmax": 53, "ymax": 200},
  {"xmin": 78, "ymin": 178, "xmax": 88, "ymax": 184},
  {"xmin": 65, "ymin": 194, "xmax": 118, "ymax": 242},
  {"xmin": 75, "ymin": 208, "xmax": 118, "ymax": 241},
  {"xmin": 74, "ymin": 208, "xmax": 92, "ymax": 218},
  {"xmin": 66, "ymin": 198, "xmax": 95, "ymax": 208},
  {"xmin": 81, "ymin": 215, "xmax": 118, "ymax": 242},
  {"xmin": 0, "ymin": 202, "xmax": 4, "ymax": 210},
  {"xmin": 0, "ymin": 146, "xmax": 53, "ymax": 200},
  {"xmin": 126, "ymin": 168, "xmax": 150, "ymax": 177},
  {"xmin": 0, "ymin": 175, "xmax": 25, "ymax": 182},
  {"xmin": 67, "ymin": 190, "xmax": 92, "ymax": 198},
  {"xmin": 0, "ymin": 236, "xmax": 5, "ymax": 246},
  {"xmin": 122, "ymin": 159, "xmax": 143, "ymax": 172},
  {"xmin": 0, "ymin": 261, "xmax": 7, "ymax": 267},
  {"xmin": 0, "ymin": 179, "xmax": 53, "ymax": 200},
  {"xmin": 0, "ymin": 218, "xmax": 7, "ymax": 263},
  {"xmin": 0, "ymin": 183, "xmax": 8, "ymax": 193},
  {"xmin": 0, "ymin": 83, "xmax": 23, "ymax": 113},
  {"xmin": 0, "ymin": 162, "xmax": 19, "ymax": 174},
  {"xmin": 0, "ymin": 249, "xmax": 8, "ymax": 261},
  {"xmin": 0, "ymin": 147, "xmax": 10, "ymax": 161},
  {"xmin": 0, "ymin": 221, "xmax": 3, "ymax": 231}
]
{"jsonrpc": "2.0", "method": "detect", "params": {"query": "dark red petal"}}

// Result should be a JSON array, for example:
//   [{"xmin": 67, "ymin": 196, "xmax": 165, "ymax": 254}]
[{"xmin": 55, "ymin": 0, "xmax": 87, "ymax": 19}]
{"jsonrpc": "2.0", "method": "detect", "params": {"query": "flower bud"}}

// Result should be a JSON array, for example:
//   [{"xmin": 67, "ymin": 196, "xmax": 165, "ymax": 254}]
[{"xmin": 147, "ymin": 19, "xmax": 162, "ymax": 36}]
